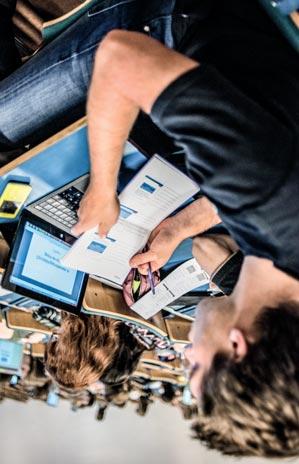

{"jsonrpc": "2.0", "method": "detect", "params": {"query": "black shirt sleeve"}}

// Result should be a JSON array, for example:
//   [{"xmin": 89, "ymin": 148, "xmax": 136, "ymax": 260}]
[
  {"xmin": 150, "ymin": 65, "xmax": 293, "ymax": 215},
  {"xmin": 211, "ymin": 250, "xmax": 243, "ymax": 295},
  {"xmin": 0, "ymin": 0, "xmax": 16, "ymax": 12},
  {"xmin": 0, "ymin": 1, "xmax": 20, "ymax": 80}
]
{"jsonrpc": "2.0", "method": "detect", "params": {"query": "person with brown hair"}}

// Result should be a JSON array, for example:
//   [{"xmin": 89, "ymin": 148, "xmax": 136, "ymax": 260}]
[
  {"xmin": 45, "ymin": 312, "xmax": 144, "ymax": 389},
  {"xmin": 189, "ymin": 303, "xmax": 299, "ymax": 457}
]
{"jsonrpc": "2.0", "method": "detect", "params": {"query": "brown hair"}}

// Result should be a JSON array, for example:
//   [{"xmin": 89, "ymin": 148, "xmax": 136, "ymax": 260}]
[
  {"xmin": 192, "ymin": 303, "xmax": 299, "ymax": 457},
  {"xmin": 45, "ymin": 312, "xmax": 144, "ymax": 389}
]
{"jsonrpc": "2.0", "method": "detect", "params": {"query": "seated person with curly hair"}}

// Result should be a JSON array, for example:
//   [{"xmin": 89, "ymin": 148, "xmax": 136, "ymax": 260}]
[{"xmin": 45, "ymin": 313, "xmax": 145, "ymax": 389}]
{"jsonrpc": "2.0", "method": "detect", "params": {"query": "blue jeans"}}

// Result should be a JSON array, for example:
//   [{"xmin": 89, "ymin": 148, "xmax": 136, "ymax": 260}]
[{"xmin": 0, "ymin": 0, "xmax": 196, "ymax": 158}]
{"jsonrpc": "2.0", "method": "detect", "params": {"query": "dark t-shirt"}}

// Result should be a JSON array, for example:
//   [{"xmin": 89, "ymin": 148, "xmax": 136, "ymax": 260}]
[
  {"xmin": 0, "ymin": 0, "xmax": 16, "ymax": 11},
  {"xmin": 0, "ymin": 0, "xmax": 20, "ymax": 80},
  {"xmin": 212, "ymin": 251, "xmax": 243, "ymax": 295},
  {"xmin": 151, "ymin": 0, "xmax": 299, "ymax": 279}
]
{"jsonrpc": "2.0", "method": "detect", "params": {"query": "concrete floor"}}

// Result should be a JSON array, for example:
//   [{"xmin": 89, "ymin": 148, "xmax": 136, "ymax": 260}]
[{"xmin": 0, "ymin": 399, "xmax": 287, "ymax": 464}]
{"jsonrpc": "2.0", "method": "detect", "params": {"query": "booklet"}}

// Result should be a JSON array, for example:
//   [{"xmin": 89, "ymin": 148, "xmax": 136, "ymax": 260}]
[
  {"xmin": 61, "ymin": 155, "xmax": 199, "ymax": 286},
  {"xmin": 131, "ymin": 258, "xmax": 209, "ymax": 319}
]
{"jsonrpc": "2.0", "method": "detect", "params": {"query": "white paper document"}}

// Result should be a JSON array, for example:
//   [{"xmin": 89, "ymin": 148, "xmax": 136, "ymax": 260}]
[
  {"xmin": 61, "ymin": 155, "xmax": 199, "ymax": 285},
  {"xmin": 131, "ymin": 258, "xmax": 210, "ymax": 319}
]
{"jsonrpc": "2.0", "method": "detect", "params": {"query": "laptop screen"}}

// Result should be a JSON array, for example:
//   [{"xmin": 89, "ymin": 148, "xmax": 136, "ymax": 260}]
[
  {"xmin": 0, "ymin": 340, "xmax": 24, "ymax": 375},
  {"xmin": 2, "ymin": 212, "xmax": 88, "ymax": 313}
]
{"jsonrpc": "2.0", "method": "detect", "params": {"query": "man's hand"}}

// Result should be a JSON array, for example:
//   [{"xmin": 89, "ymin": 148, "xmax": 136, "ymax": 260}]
[
  {"xmin": 71, "ymin": 184, "xmax": 120, "ymax": 237},
  {"xmin": 130, "ymin": 196, "xmax": 221, "ymax": 274},
  {"xmin": 129, "ymin": 217, "xmax": 181, "ymax": 274}
]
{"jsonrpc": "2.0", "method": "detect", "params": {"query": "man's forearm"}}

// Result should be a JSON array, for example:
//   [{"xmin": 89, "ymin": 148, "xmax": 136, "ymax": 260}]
[
  {"xmin": 87, "ymin": 30, "xmax": 198, "ymax": 190},
  {"xmin": 171, "ymin": 197, "xmax": 221, "ymax": 242},
  {"xmin": 87, "ymin": 41, "xmax": 139, "ymax": 192},
  {"xmin": 77, "ymin": 30, "xmax": 198, "ymax": 234}
]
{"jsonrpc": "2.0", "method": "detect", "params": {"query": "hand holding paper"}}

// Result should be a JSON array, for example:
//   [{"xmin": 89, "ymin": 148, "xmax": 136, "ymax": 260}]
[
  {"xmin": 130, "ymin": 196, "xmax": 221, "ymax": 275},
  {"xmin": 130, "ymin": 217, "xmax": 182, "ymax": 275},
  {"xmin": 131, "ymin": 258, "xmax": 210, "ymax": 319}
]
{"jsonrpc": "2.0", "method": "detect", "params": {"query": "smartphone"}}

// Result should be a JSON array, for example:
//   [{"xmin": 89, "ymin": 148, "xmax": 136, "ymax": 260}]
[{"xmin": 0, "ymin": 181, "xmax": 32, "ymax": 219}]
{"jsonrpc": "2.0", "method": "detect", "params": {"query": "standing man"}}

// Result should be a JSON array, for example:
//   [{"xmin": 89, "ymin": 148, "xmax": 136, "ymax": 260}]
[{"xmin": 73, "ymin": 0, "xmax": 299, "ymax": 457}]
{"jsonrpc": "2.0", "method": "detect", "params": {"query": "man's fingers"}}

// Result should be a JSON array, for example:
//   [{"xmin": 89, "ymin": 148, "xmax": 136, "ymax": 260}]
[
  {"xmin": 73, "ymin": 220, "xmax": 110, "ymax": 238},
  {"xmin": 137, "ymin": 264, "xmax": 149, "ymax": 275},
  {"xmin": 73, "ymin": 216, "xmax": 117, "ymax": 238},
  {"xmin": 98, "ymin": 223, "xmax": 110, "ymax": 239},
  {"xmin": 71, "ymin": 216, "xmax": 96, "ymax": 236},
  {"xmin": 72, "ymin": 192, "xmax": 120, "ymax": 237},
  {"xmin": 71, "ymin": 220, "xmax": 86, "ymax": 236},
  {"xmin": 130, "ymin": 250, "xmax": 157, "ymax": 267},
  {"xmin": 138, "ymin": 261, "xmax": 160, "ymax": 275},
  {"xmin": 98, "ymin": 216, "xmax": 120, "ymax": 237}
]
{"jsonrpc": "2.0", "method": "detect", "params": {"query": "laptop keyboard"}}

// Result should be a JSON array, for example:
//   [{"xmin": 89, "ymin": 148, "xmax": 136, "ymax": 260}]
[{"xmin": 34, "ymin": 186, "xmax": 83, "ymax": 229}]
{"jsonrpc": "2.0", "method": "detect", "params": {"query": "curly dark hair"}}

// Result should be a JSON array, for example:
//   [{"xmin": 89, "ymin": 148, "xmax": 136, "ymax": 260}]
[
  {"xmin": 45, "ymin": 313, "xmax": 144, "ymax": 389},
  {"xmin": 192, "ymin": 302, "xmax": 299, "ymax": 457}
]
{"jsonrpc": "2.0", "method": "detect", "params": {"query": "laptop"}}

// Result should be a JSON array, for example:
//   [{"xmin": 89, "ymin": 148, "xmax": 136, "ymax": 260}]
[
  {"xmin": 27, "ymin": 174, "xmax": 89, "ymax": 234},
  {"xmin": 1, "ymin": 175, "xmax": 90, "ymax": 314},
  {"xmin": 0, "ymin": 340, "xmax": 24, "ymax": 376}
]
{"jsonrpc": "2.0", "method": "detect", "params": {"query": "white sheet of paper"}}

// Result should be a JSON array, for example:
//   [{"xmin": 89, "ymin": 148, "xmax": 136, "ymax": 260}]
[
  {"xmin": 131, "ymin": 258, "xmax": 209, "ymax": 319},
  {"xmin": 61, "ymin": 155, "xmax": 199, "ymax": 285}
]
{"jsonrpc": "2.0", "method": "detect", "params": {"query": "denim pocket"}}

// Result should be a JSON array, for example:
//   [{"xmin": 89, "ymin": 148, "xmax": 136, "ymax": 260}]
[
  {"xmin": 135, "ymin": 14, "xmax": 194, "ymax": 49},
  {"xmin": 135, "ymin": 15, "xmax": 174, "ymax": 48}
]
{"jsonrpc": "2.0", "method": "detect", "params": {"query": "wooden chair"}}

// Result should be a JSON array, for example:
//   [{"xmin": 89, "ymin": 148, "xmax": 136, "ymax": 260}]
[{"xmin": 5, "ymin": 308, "xmax": 52, "ymax": 335}]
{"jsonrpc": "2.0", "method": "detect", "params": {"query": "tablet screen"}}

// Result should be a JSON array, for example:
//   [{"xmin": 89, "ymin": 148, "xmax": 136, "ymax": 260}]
[{"xmin": 2, "ymin": 212, "xmax": 88, "ymax": 313}]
